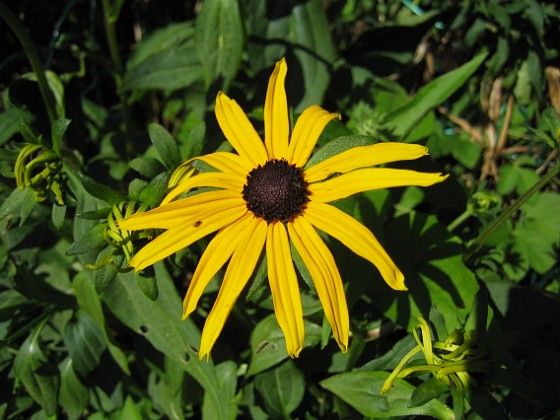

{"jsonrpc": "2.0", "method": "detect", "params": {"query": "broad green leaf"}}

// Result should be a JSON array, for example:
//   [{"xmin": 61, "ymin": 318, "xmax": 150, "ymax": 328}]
[
  {"xmin": 118, "ymin": 396, "xmax": 143, "ymax": 420},
  {"xmin": 122, "ymin": 48, "xmax": 202, "ymax": 92},
  {"xmin": 59, "ymin": 358, "xmax": 89, "ymax": 419},
  {"xmin": 13, "ymin": 327, "xmax": 59, "ymax": 416},
  {"xmin": 195, "ymin": 0, "xmax": 245, "ymax": 89},
  {"xmin": 73, "ymin": 270, "xmax": 130, "ymax": 374},
  {"xmin": 373, "ymin": 212, "xmax": 479, "ymax": 332},
  {"xmin": 79, "ymin": 174, "xmax": 124, "ymax": 205},
  {"xmin": 138, "ymin": 172, "xmax": 169, "ymax": 208},
  {"xmin": 127, "ymin": 23, "xmax": 195, "ymax": 69},
  {"xmin": 247, "ymin": 314, "xmax": 322, "ymax": 376},
  {"xmin": 386, "ymin": 52, "xmax": 487, "ymax": 138},
  {"xmin": 101, "ymin": 263, "xmax": 229, "ymax": 419},
  {"xmin": 289, "ymin": 0, "xmax": 338, "ymax": 110},
  {"xmin": 148, "ymin": 123, "xmax": 182, "ymax": 170},
  {"xmin": 63, "ymin": 310, "xmax": 107, "ymax": 376},
  {"xmin": 358, "ymin": 335, "xmax": 417, "ymax": 372},
  {"xmin": 513, "ymin": 192, "xmax": 560, "ymax": 273},
  {"xmin": 244, "ymin": 0, "xmax": 337, "ymax": 110},
  {"xmin": 210, "ymin": 361, "xmax": 239, "ymax": 419},
  {"xmin": 66, "ymin": 223, "xmax": 106, "ymax": 256},
  {"xmin": 255, "ymin": 360, "xmax": 305, "ymax": 418},
  {"xmin": 409, "ymin": 377, "xmax": 450, "ymax": 407},
  {"xmin": 320, "ymin": 371, "xmax": 453, "ymax": 419},
  {"xmin": 0, "ymin": 187, "xmax": 37, "ymax": 225},
  {"xmin": 129, "ymin": 157, "xmax": 166, "ymax": 179}
]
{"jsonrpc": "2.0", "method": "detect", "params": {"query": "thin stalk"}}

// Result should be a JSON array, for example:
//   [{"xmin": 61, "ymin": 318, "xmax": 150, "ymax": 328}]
[
  {"xmin": 466, "ymin": 164, "xmax": 560, "ymax": 259},
  {"xmin": 101, "ymin": 0, "xmax": 133, "ymax": 157},
  {"xmin": 0, "ymin": 1, "xmax": 57, "ymax": 123}
]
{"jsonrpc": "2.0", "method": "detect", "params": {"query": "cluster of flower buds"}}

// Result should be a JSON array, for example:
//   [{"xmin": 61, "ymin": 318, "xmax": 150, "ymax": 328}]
[
  {"xmin": 381, "ymin": 317, "xmax": 489, "ymax": 394},
  {"xmin": 15, "ymin": 143, "xmax": 65, "ymax": 205}
]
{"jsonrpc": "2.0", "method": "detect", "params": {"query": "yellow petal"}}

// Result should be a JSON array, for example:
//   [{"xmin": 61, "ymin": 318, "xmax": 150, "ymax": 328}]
[
  {"xmin": 215, "ymin": 91, "xmax": 268, "ymax": 167},
  {"xmin": 288, "ymin": 217, "xmax": 349, "ymax": 352},
  {"xmin": 118, "ymin": 190, "xmax": 242, "ymax": 230},
  {"xmin": 182, "ymin": 213, "xmax": 256, "ymax": 319},
  {"xmin": 309, "ymin": 168, "xmax": 449, "ymax": 203},
  {"xmin": 198, "ymin": 217, "xmax": 267, "ymax": 360},
  {"xmin": 305, "ymin": 143, "xmax": 429, "ymax": 183},
  {"xmin": 266, "ymin": 221, "xmax": 305, "ymax": 358},
  {"xmin": 287, "ymin": 106, "xmax": 340, "ymax": 167},
  {"xmin": 304, "ymin": 201, "xmax": 405, "ymax": 290},
  {"xmin": 128, "ymin": 204, "xmax": 247, "ymax": 271},
  {"xmin": 264, "ymin": 58, "xmax": 289, "ymax": 159},
  {"xmin": 196, "ymin": 151, "xmax": 253, "ymax": 178},
  {"xmin": 162, "ymin": 171, "xmax": 244, "ymax": 205}
]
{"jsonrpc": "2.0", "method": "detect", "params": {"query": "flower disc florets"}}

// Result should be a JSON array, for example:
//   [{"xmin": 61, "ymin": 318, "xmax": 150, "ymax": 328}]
[{"xmin": 243, "ymin": 159, "xmax": 309, "ymax": 223}]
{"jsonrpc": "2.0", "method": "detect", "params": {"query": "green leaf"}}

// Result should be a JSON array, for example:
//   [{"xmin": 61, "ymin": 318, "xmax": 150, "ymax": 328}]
[
  {"xmin": 513, "ymin": 192, "xmax": 560, "ymax": 273},
  {"xmin": 66, "ymin": 223, "xmax": 106, "ymax": 256},
  {"xmin": 13, "ymin": 327, "xmax": 59, "ymax": 416},
  {"xmin": 306, "ymin": 135, "xmax": 375, "ymax": 169},
  {"xmin": 51, "ymin": 204, "xmax": 66, "ymax": 230},
  {"xmin": 374, "ymin": 212, "xmax": 479, "ymax": 332},
  {"xmin": 320, "ymin": 371, "xmax": 453, "ymax": 419},
  {"xmin": 247, "ymin": 314, "xmax": 322, "ymax": 376},
  {"xmin": 147, "ymin": 356, "xmax": 186, "ymax": 420},
  {"xmin": 255, "ymin": 360, "xmax": 305, "ymax": 418},
  {"xmin": 92, "ymin": 250, "xmax": 122, "ymax": 293},
  {"xmin": 246, "ymin": 0, "xmax": 337, "ymax": 110},
  {"xmin": 79, "ymin": 174, "xmax": 124, "ymax": 205},
  {"xmin": 51, "ymin": 117, "xmax": 71, "ymax": 157},
  {"xmin": 73, "ymin": 270, "xmax": 130, "ymax": 374},
  {"xmin": 386, "ymin": 52, "xmax": 487, "ymax": 138},
  {"xmin": 195, "ymin": 0, "xmax": 245, "ymax": 89},
  {"xmin": 63, "ymin": 310, "xmax": 108, "ymax": 377},
  {"xmin": 289, "ymin": 0, "xmax": 338, "ymax": 110},
  {"xmin": 59, "ymin": 358, "xmax": 89, "ymax": 419},
  {"xmin": 409, "ymin": 377, "xmax": 450, "ymax": 407},
  {"xmin": 148, "ymin": 123, "xmax": 182, "ymax": 170},
  {"xmin": 184, "ymin": 121, "xmax": 206, "ymax": 160},
  {"xmin": 76, "ymin": 207, "xmax": 112, "ymax": 220},
  {"xmin": 210, "ymin": 361, "xmax": 238, "ymax": 419},
  {"xmin": 0, "ymin": 107, "xmax": 21, "ymax": 146},
  {"xmin": 101, "ymin": 264, "xmax": 230, "ymax": 419},
  {"xmin": 0, "ymin": 187, "xmax": 37, "ymax": 225},
  {"xmin": 122, "ymin": 48, "xmax": 202, "ymax": 92},
  {"xmin": 127, "ymin": 22, "xmax": 195, "ymax": 69},
  {"xmin": 129, "ymin": 156, "xmax": 166, "ymax": 179},
  {"xmin": 135, "ymin": 270, "xmax": 159, "ymax": 301},
  {"xmin": 138, "ymin": 172, "xmax": 169, "ymax": 208},
  {"xmin": 118, "ymin": 396, "xmax": 143, "ymax": 420}
]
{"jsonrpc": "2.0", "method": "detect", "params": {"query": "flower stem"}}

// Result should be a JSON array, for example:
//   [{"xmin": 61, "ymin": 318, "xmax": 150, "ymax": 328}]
[
  {"xmin": 466, "ymin": 164, "xmax": 560, "ymax": 259},
  {"xmin": 0, "ymin": 1, "xmax": 57, "ymax": 123}
]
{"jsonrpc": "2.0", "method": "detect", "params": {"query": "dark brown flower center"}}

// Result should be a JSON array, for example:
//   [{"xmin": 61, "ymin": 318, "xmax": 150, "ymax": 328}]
[{"xmin": 242, "ymin": 159, "xmax": 309, "ymax": 223}]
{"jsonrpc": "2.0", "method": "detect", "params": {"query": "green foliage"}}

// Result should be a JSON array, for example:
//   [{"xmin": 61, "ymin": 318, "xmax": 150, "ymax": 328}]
[{"xmin": 1, "ymin": 0, "xmax": 559, "ymax": 418}]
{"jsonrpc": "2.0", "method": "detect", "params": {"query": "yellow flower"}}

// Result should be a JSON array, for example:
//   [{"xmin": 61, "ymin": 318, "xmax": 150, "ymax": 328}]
[{"xmin": 118, "ymin": 58, "xmax": 447, "ymax": 360}]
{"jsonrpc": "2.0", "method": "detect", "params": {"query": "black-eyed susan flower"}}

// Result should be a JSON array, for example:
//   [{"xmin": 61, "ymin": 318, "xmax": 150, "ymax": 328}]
[{"xmin": 118, "ymin": 58, "xmax": 448, "ymax": 360}]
